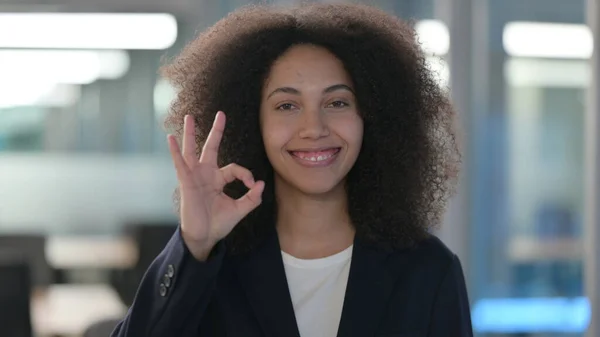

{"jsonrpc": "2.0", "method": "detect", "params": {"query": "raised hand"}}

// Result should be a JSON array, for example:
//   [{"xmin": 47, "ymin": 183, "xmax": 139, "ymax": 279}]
[{"xmin": 167, "ymin": 111, "xmax": 265, "ymax": 260}]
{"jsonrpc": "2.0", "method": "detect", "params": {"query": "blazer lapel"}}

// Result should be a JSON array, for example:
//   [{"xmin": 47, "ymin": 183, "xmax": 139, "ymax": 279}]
[
  {"xmin": 236, "ymin": 231, "xmax": 300, "ymax": 337},
  {"xmin": 336, "ymin": 239, "xmax": 405, "ymax": 337}
]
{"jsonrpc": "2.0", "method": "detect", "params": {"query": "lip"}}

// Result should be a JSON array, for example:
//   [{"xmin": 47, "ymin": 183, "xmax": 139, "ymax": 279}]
[
  {"xmin": 287, "ymin": 147, "xmax": 341, "ymax": 168},
  {"xmin": 288, "ymin": 146, "xmax": 340, "ymax": 152}
]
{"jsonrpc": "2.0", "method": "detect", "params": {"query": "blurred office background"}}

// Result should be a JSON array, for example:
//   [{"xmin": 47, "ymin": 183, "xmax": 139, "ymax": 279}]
[{"xmin": 0, "ymin": 0, "xmax": 598, "ymax": 336}]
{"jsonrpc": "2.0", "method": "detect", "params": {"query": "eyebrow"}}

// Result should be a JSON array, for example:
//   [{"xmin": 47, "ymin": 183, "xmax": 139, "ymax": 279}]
[{"xmin": 266, "ymin": 84, "xmax": 354, "ymax": 99}]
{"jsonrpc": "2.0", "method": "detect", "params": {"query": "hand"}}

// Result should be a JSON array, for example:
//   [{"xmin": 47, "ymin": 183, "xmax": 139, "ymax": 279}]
[{"xmin": 167, "ymin": 111, "xmax": 265, "ymax": 260}]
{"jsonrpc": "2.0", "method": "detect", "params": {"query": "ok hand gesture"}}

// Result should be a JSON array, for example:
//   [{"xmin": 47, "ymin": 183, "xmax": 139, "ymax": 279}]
[{"xmin": 167, "ymin": 111, "xmax": 265, "ymax": 260}]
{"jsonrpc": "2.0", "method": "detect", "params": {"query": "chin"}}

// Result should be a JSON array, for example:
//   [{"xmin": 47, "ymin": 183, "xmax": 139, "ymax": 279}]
[{"xmin": 287, "ymin": 176, "xmax": 344, "ymax": 196}]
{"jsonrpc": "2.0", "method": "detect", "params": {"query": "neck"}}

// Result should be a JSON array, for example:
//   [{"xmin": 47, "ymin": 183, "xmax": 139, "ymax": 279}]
[{"xmin": 274, "ymin": 175, "xmax": 355, "ymax": 259}]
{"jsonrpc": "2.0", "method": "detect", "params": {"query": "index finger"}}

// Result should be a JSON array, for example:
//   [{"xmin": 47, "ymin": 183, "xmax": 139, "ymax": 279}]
[{"xmin": 199, "ymin": 111, "xmax": 225, "ymax": 164}]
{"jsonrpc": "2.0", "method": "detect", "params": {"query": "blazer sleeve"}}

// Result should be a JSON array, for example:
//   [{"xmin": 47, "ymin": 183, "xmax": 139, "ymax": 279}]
[
  {"xmin": 427, "ymin": 254, "xmax": 474, "ymax": 337},
  {"xmin": 111, "ymin": 227, "xmax": 226, "ymax": 337}
]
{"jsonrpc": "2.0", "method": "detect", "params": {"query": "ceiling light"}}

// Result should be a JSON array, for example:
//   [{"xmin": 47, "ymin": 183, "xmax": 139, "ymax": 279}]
[
  {"xmin": 0, "ymin": 49, "xmax": 130, "ymax": 85},
  {"xmin": 416, "ymin": 20, "xmax": 450, "ymax": 55},
  {"xmin": 503, "ymin": 22, "xmax": 592, "ymax": 59},
  {"xmin": 0, "ymin": 13, "xmax": 177, "ymax": 50}
]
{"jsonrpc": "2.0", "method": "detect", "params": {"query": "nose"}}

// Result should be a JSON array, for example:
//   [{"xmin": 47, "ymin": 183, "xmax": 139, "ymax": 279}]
[{"xmin": 298, "ymin": 107, "xmax": 330, "ymax": 139}]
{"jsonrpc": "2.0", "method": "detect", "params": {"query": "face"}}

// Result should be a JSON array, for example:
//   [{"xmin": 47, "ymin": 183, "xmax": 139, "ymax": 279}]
[{"xmin": 260, "ymin": 44, "xmax": 363, "ymax": 196}]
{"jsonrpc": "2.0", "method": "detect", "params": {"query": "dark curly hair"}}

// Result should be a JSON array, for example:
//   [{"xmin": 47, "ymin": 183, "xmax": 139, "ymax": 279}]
[{"xmin": 162, "ymin": 3, "xmax": 460, "ymax": 254}]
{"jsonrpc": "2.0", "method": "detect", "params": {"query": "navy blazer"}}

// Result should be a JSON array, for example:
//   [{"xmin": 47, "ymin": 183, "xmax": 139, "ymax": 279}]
[{"xmin": 112, "ymin": 227, "xmax": 473, "ymax": 337}]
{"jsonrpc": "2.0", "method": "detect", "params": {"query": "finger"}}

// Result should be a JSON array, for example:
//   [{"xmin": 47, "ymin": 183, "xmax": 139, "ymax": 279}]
[
  {"xmin": 199, "ymin": 111, "xmax": 225, "ymax": 165},
  {"xmin": 220, "ymin": 163, "xmax": 255, "ymax": 186},
  {"xmin": 234, "ymin": 180, "xmax": 265, "ymax": 216},
  {"xmin": 167, "ymin": 134, "xmax": 194, "ymax": 185},
  {"xmin": 182, "ymin": 115, "xmax": 197, "ymax": 167}
]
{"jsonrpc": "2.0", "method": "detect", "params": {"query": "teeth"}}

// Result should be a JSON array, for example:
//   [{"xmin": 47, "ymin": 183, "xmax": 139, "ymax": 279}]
[
  {"xmin": 291, "ymin": 149, "xmax": 339, "ymax": 163},
  {"xmin": 302, "ymin": 153, "xmax": 333, "ymax": 162}
]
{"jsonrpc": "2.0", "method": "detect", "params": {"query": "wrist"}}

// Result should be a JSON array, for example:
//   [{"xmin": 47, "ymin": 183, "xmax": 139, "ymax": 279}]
[{"xmin": 183, "ymin": 236, "xmax": 217, "ymax": 261}]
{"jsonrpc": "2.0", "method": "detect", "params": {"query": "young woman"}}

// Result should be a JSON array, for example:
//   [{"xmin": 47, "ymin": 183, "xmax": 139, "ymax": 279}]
[{"xmin": 112, "ymin": 3, "xmax": 471, "ymax": 337}]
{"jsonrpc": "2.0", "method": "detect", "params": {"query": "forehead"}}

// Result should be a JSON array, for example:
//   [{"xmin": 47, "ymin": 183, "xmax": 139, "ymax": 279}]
[{"xmin": 264, "ymin": 44, "xmax": 353, "ymax": 88}]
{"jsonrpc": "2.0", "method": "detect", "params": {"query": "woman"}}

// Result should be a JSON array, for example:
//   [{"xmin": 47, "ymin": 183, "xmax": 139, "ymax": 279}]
[{"xmin": 112, "ymin": 3, "xmax": 471, "ymax": 337}]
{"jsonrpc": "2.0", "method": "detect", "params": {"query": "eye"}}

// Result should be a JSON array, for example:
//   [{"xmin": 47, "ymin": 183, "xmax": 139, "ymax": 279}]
[
  {"xmin": 326, "ymin": 100, "xmax": 349, "ymax": 108},
  {"xmin": 276, "ymin": 103, "xmax": 297, "ymax": 111}
]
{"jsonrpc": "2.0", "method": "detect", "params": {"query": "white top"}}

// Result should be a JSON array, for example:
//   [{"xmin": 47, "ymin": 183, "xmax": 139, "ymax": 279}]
[{"xmin": 282, "ymin": 246, "xmax": 353, "ymax": 337}]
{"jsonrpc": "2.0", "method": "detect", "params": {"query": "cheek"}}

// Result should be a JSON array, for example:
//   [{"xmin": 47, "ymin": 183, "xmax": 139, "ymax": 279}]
[
  {"xmin": 261, "ymin": 118, "xmax": 289, "ymax": 153},
  {"xmin": 338, "ymin": 116, "xmax": 364, "ymax": 150},
  {"xmin": 353, "ymin": 120, "xmax": 364, "ymax": 147}
]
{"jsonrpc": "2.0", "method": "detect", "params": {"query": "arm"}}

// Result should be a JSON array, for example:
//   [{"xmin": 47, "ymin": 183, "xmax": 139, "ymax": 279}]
[
  {"xmin": 111, "ymin": 227, "xmax": 225, "ymax": 337},
  {"xmin": 427, "ymin": 254, "xmax": 473, "ymax": 337}
]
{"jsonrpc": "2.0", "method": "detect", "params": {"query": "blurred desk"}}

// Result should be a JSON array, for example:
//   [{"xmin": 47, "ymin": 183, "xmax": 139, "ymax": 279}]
[
  {"xmin": 46, "ymin": 236, "xmax": 138, "ymax": 269},
  {"xmin": 32, "ymin": 284, "xmax": 126, "ymax": 337}
]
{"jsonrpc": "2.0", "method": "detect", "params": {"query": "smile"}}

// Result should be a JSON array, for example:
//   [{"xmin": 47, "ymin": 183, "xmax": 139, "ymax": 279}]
[{"xmin": 288, "ymin": 147, "xmax": 341, "ymax": 167}]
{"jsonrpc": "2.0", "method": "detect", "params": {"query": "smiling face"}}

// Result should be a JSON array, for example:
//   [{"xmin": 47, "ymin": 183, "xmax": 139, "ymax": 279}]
[{"xmin": 260, "ymin": 44, "xmax": 364, "ymax": 196}]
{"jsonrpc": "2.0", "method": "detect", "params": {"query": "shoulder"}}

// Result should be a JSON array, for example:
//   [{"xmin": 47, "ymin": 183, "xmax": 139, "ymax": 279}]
[
  {"xmin": 388, "ymin": 233, "xmax": 460, "ymax": 280},
  {"xmin": 410, "ymin": 233, "xmax": 457, "ymax": 266}
]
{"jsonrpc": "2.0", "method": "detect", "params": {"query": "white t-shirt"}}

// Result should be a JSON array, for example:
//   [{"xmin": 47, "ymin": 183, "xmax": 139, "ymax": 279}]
[{"xmin": 282, "ymin": 246, "xmax": 353, "ymax": 337}]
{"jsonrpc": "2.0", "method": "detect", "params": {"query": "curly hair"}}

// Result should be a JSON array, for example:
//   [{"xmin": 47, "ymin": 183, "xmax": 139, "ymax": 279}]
[{"xmin": 162, "ymin": 3, "xmax": 460, "ymax": 254}]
